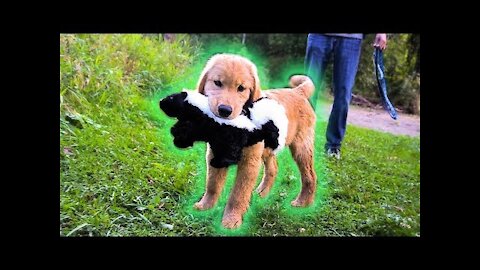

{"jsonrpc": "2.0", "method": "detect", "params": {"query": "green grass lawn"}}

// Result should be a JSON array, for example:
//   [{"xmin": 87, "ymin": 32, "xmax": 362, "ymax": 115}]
[{"xmin": 60, "ymin": 34, "xmax": 420, "ymax": 237}]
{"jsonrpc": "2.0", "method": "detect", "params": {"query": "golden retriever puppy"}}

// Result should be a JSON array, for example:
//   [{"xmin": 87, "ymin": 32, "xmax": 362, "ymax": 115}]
[{"xmin": 193, "ymin": 53, "xmax": 317, "ymax": 228}]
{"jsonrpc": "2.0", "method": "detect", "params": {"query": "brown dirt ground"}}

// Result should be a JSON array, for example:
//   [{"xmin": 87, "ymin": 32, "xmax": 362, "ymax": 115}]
[{"xmin": 320, "ymin": 103, "xmax": 420, "ymax": 137}]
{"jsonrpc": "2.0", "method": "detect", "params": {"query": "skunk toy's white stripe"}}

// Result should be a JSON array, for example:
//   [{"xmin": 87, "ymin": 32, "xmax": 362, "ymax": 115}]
[
  {"xmin": 182, "ymin": 90, "xmax": 257, "ymax": 131},
  {"xmin": 249, "ymin": 98, "xmax": 288, "ymax": 154}
]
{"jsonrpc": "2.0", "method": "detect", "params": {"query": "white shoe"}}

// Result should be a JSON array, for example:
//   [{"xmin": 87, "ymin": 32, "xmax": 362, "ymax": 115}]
[{"xmin": 326, "ymin": 148, "xmax": 341, "ymax": 160}]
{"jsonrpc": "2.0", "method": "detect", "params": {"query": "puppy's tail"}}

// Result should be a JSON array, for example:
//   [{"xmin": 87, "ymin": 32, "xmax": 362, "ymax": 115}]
[{"xmin": 289, "ymin": 75, "xmax": 315, "ymax": 99}]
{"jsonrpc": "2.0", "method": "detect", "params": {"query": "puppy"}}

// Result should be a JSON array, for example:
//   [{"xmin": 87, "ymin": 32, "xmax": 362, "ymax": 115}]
[{"xmin": 193, "ymin": 53, "xmax": 317, "ymax": 228}]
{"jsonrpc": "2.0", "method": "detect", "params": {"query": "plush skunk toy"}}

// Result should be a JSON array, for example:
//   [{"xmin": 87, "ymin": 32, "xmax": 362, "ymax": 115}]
[{"xmin": 159, "ymin": 90, "xmax": 287, "ymax": 168}]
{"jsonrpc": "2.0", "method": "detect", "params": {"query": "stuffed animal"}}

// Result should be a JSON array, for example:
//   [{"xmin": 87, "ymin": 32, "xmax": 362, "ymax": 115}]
[{"xmin": 159, "ymin": 90, "xmax": 287, "ymax": 168}]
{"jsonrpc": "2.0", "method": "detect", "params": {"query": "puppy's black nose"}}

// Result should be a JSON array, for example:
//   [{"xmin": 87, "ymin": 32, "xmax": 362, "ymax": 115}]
[{"xmin": 218, "ymin": 104, "xmax": 232, "ymax": 117}]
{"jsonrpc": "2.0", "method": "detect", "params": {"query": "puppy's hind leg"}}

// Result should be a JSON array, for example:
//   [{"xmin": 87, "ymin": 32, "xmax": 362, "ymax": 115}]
[
  {"xmin": 194, "ymin": 144, "xmax": 228, "ymax": 210},
  {"xmin": 256, "ymin": 149, "xmax": 278, "ymax": 198},
  {"xmin": 289, "ymin": 131, "xmax": 317, "ymax": 207}
]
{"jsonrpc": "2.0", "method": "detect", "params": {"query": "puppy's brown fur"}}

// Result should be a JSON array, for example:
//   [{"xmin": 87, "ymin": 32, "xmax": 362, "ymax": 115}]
[{"xmin": 193, "ymin": 54, "xmax": 317, "ymax": 228}]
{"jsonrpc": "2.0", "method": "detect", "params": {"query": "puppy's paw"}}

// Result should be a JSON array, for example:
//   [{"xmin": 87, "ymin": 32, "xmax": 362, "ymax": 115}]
[
  {"xmin": 194, "ymin": 200, "xmax": 214, "ymax": 211},
  {"xmin": 291, "ymin": 197, "xmax": 313, "ymax": 207},
  {"xmin": 255, "ymin": 182, "xmax": 271, "ymax": 198},
  {"xmin": 221, "ymin": 214, "xmax": 242, "ymax": 229}
]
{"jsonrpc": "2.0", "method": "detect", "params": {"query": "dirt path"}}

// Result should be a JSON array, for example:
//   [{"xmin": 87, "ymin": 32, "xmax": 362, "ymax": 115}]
[{"xmin": 321, "ymin": 103, "xmax": 420, "ymax": 137}]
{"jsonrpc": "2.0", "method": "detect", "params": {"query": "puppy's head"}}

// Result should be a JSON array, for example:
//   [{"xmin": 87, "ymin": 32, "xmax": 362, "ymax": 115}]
[{"xmin": 196, "ymin": 54, "xmax": 262, "ymax": 119}]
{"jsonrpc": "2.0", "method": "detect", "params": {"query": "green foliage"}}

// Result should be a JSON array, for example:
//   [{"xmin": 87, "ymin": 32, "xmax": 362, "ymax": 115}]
[
  {"xmin": 60, "ymin": 35, "xmax": 419, "ymax": 237},
  {"xmin": 60, "ymin": 34, "xmax": 198, "ymax": 112}
]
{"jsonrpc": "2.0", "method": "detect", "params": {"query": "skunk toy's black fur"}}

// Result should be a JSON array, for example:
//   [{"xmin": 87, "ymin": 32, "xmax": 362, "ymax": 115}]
[{"xmin": 159, "ymin": 91, "xmax": 280, "ymax": 168}]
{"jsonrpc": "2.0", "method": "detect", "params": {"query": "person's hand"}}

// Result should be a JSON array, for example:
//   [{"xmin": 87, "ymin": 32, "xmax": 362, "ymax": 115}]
[{"xmin": 373, "ymin": 34, "xmax": 387, "ymax": 50}]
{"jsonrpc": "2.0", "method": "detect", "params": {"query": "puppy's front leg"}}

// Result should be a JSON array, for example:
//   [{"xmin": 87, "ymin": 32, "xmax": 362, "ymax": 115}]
[
  {"xmin": 194, "ymin": 144, "xmax": 228, "ymax": 210},
  {"xmin": 222, "ymin": 142, "xmax": 264, "ymax": 229}
]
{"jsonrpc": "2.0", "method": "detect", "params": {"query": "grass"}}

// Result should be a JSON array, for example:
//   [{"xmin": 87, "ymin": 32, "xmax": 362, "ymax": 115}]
[{"xmin": 60, "ymin": 34, "xmax": 420, "ymax": 237}]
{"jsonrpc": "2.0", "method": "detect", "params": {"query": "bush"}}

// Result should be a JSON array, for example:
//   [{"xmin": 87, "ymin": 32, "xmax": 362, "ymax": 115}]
[{"xmin": 60, "ymin": 34, "xmax": 198, "ymax": 116}]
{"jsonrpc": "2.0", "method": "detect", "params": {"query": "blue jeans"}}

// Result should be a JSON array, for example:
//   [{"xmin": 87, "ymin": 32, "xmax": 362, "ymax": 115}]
[{"xmin": 305, "ymin": 34, "xmax": 362, "ymax": 150}]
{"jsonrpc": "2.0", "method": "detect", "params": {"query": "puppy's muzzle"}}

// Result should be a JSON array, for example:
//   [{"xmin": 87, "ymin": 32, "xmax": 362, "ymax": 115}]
[{"xmin": 218, "ymin": 104, "xmax": 232, "ymax": 118}]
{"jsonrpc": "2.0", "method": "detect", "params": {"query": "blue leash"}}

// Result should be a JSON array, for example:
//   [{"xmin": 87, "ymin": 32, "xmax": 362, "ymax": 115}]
[{"xmin": 374, "ymin": 47, "xmax": 398, "ymax": 120}]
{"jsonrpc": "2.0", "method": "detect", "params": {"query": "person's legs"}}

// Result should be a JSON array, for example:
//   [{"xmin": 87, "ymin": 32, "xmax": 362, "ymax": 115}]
[
  {"xmin": 304, "ymin": 34, "xmax": 334, "ymax": 109},
  {"xmin": 325, "ymin": 37, "xmax": 362, "ymax": 152}
]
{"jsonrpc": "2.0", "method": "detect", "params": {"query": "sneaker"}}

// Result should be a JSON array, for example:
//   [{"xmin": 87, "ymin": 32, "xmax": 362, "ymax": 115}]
[{"xmin": 326, "ymin": 148, "xmax": 341, "ymax": 160}]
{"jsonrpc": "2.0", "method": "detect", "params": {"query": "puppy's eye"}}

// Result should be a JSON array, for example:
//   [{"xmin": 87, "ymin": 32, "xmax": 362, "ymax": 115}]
[
  {"xmin": 237, "ymin": 85, "xmax": 245, "ymax": 92},
  {"xmin": 214, "ymin": 80, "xmax": 222, "ymax": 87}
]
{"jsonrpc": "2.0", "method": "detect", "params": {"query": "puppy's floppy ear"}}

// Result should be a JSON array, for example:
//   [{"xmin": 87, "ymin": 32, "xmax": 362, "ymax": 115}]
[
  {"xmin": 247, "ymin": 61, "xmax": 262, "ymax": 101},
  {"xmin": 197, "ymin": 70, "xmax": 208, "ymax": 95},
  {"xmin": 197, "ymin": 55, "xmax": 219, "ymax": 95}
]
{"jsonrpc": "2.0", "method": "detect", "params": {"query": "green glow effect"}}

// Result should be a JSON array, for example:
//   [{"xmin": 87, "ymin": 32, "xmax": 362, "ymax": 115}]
[{"xmin": 147, "ymin": 39, "xmax": 328, "ymax": 236}]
